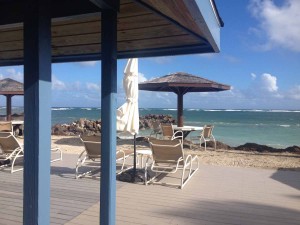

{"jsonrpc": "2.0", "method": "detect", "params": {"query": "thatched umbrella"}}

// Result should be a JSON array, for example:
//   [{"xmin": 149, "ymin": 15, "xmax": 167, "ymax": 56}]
[
  {"xmin": 0, "ymin": 78, "xmax": 24, "ymax": 121},
  {"xmin": 139, "ymin": 72, "xmax": 230, "ymax": 127}
]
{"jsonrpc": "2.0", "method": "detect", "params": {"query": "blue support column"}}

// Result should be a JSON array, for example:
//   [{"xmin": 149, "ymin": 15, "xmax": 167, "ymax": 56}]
[
  {"xmin": 23, "ymin": 0, "xmax": 52, "ymax": 224},
  {"xmin": 100, "ymin": 9, "xmax": 118, "ymax": 225}
]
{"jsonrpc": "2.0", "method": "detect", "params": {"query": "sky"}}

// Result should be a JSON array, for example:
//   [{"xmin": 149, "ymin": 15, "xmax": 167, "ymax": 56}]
[{"xmin": 0, "ymin": 0, "xmax": 299, "ymax": 110}]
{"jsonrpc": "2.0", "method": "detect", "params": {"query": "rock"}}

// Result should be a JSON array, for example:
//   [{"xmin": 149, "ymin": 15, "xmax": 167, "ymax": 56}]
[
  {"xmin": 139, "ymin": 114, "xmax": 176, "ymax": 130},
  {"xmin": 216, "ymin": 141, "xmax": 232, "ymax": 150},
  {"xmin": 234, "ymin": 143, "xmax": 300, "ymax": 154},
  {"xmin": 75, "ymin": 127, "xmax": 84, "ymax": 134},
  {"xmin": 52, "ymin": 124, "xmax": 68, "ymax": 135},
  {"xmin": 234, "ymin": 143, "xmax": 276, "ymax": 152},
  {"xmin": 198, "ymin": 141, "xmax": 232, "ymax": 150},
  {"xmin": 97, "ymin": 124, "xmax": 101, "ymax": 131},
  {"xmin": 284, "ymin": 146, "xmax": 300, "ymax": 154},
  {"xmin": 78, "ymin": 118, "xmax": 85, "ymax": 128}
]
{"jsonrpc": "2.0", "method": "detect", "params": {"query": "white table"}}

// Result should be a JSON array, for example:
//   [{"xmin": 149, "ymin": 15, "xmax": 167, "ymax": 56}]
[
  {"xmin": 136, "ymin": 149, "xmax": 152, "ymax": 168},
  {"xmin": 172, "ymin": 125, "xmax": 203, "ymax": 139},
  {"xmin": 12, "ymin": 120, "xmax": 24, "ymax": 136},
  {"xmin": 11, "ymin": 120, "xmax": 24, "ymax": 125}
]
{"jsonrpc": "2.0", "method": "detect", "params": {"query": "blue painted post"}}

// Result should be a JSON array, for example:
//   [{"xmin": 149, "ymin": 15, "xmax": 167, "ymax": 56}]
[
  {"xmin": 23, "ymin": 0, "xmax": 52, "ymax": 224},
  {"xmin": 100, "ymin": 9, "xmax": 118, "ymax": 225}
]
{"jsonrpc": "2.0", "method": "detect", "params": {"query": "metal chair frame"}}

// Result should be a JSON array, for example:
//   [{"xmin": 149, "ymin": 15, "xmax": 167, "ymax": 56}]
[
  {"xmin": 145, "ymin": 139, "xmax": 199, "ymax": 189},
  {"xmin": 199, "ymin": 125, "xmax": 216, "ymax": 150}
]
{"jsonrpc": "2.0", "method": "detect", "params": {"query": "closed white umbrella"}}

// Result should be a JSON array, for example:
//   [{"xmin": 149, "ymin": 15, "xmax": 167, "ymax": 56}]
[
  {"xmin": 117, "ymin": 58, "xmax": 139, "ymax": 181},
  {"xmin": 117, "ymin": 58, "xmax": 139, "ymax": 135}
]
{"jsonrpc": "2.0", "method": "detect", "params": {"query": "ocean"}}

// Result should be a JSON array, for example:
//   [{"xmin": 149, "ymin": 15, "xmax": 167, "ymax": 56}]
[{"xmin": 1, "ymin": 107, "xmax": 300, "ymax": 148}]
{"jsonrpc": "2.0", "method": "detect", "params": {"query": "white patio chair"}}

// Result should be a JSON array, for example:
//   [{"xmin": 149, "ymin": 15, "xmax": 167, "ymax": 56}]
[
  {"xmin": 160, "ymin": 124, "xmax": 183, "ymax": 144},
  {"xmin": 199, "ymin": 125, "xmax": 216, "ymax": 150},
  {"xmin": 0, "ymin": 131, "xmax": 62, "ymax": 173},
  {"xmin": 145, "ymin": 139, "xmax": 199, "ymax": 189}
]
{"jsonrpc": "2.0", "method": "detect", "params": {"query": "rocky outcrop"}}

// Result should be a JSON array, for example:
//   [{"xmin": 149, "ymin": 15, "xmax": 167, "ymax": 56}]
[
  {"xmin": 139, "ymin": 114, "xmax": 176, "ymax": 130},
  {"xmin": 284, "ymin": 145, "xmax": 300, "ymax": 154},
  {"xmin": 203, "ymin": 141, "xmax": 233, "ymax": 150},
  {"xmin": 51, "ymin": 114, "xmax": 175, "ymax": 136},
  {"xmin": 52, "ymin": 118, "xmax": 101, "ymax": 136},
  {"xmin": 234, "ymin": 143, "xmax": 300, "ymax": 154}
]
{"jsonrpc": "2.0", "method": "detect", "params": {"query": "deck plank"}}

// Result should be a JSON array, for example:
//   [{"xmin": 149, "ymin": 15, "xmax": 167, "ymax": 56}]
[{"xmin": 0, "ymin": 153, "xmax": 299, "ymax": 225}]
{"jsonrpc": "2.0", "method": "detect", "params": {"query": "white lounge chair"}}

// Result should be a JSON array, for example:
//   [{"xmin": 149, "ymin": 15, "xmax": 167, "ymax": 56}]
[
  {"xmin": 75, "ymin": 135, "xmax": 134, "ymax": 179},
  {"xmin": 0, "ymin": 132, "xmax": 24, "ymax": 173},
  {"xmin": 146, "ymin": 139, "xmax": 199, "ymax": 189},
  {"xmin": 0, "ymin": 122, "xmax": 62, "ymax": 173}
]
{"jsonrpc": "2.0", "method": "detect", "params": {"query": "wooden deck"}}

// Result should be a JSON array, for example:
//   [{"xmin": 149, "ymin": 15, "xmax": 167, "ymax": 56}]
[{"xmin": 0, "ymin": 154, "xmax": 299, "ymax": 225}]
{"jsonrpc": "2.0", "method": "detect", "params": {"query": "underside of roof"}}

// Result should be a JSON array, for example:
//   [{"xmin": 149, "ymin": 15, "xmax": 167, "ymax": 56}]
[{"xmin": 0, "ymin": 0, "xmax": 223, "ymax": 66}]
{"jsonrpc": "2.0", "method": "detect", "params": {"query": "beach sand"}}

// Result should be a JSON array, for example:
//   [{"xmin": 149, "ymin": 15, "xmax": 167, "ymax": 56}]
[{"xmin": 17, "ymin": 135, "xmax": 300, "ymax": 171}]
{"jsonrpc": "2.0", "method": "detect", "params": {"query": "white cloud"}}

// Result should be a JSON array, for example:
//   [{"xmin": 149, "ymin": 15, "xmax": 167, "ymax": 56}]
[
  {"xmin": 138, "ymin": 72, "xmax": 147, "ymax": 83},
  {"xmin": 83, "ymin": 93, "xmax": 101, "ymax": 102},
  {"xmin": 249, "ymin": 0, "xmax": 300, "ymax": 52},
  {"xmin": 52, "ymin": 77, "xmax": 86, "ymax": 92},
  {"xmin": 6, "ymin": 68, "xmax": 23, "ymax": 81},
  {"xmin": 250, "ymin": 73, "xmax": 256, "ymax": 80},
  {"xmin": 52, "ymin": 75, "xmax": 66, "ymax": 90},
  {"xmin": 259, "ymin": 73, "xmax": 278, "ymax": 92},
  {"xmin": 239, "ymin": 72, "xmax": 297, "ymax": 107},
  {"xmin": 0, "ymin": 68, "xmax": 23, "ymax": 82},
  {"xmin": 76, "ymin": 61, "xmax": 98, "ymax": 67},
  {"xmin": 86, "ymin": 82, "xmax": 100, "ymax": 91},
  {"xmin": 71, "ymin": 81, "xmax": 81, "ymax": 91},
  {"xmin": 244, "ymin": 73, "xmax": 281, "ymax": 100}
]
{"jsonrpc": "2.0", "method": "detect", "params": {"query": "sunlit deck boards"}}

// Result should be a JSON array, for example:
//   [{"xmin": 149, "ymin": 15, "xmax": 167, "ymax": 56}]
[
  {"xmin": 1, "ymin": 154, "xmax": 299, "ymax": 225},
  {"xmin": 0, "ymin": 154, "xmax": 125, "ymax": 225}
]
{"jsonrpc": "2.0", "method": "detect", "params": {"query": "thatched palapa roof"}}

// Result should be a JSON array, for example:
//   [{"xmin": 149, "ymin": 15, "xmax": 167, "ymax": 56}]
[
  {"xmin": 0, "ymin": 78, "xmax": 24, "ymax": 95},
  {"xmin": 139, "ymin": 72, "xmax": 230, "ymax": 94}
]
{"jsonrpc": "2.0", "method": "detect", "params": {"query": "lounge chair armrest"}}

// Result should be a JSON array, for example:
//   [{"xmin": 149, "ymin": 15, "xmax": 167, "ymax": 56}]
[
  {"xmin": 51, "ymin": 147, "xmax": 62, "ymax": 162},
  {"xmin": 172, "ymin": 130, "xmax": 183, "ymax": 141},
  {"xmin": 116, "ymin": 149, "xmax": 126, "ymax": 160}
]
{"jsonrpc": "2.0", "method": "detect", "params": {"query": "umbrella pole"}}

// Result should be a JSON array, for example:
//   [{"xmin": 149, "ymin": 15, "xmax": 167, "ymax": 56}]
[{"xmin": 132, "ymin": 134, "xmax": 137, "ymax": 182}]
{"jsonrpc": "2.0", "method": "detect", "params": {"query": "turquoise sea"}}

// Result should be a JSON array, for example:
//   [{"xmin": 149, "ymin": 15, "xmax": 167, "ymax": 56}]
[{"xmin": 1, "ymin": 107, "xmax": 300, "ymax": 148}]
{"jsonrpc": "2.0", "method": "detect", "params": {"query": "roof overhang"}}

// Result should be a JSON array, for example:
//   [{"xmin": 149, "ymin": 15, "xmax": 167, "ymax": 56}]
[{"xmin": 0, "ymin": 0, "xmax": 223, "ymax": 66}]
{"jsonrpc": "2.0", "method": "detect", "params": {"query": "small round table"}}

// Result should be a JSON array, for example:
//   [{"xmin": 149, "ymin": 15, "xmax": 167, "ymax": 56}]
[{"xmin": 136, "ymin": 149, "xmax": 152, "ymax": 168}]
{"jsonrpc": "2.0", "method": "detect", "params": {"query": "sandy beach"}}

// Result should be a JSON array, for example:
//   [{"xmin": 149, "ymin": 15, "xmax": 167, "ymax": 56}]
[{"xmin": 17, "ymin": 135, "xmax": 299, "ymax": 171}]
